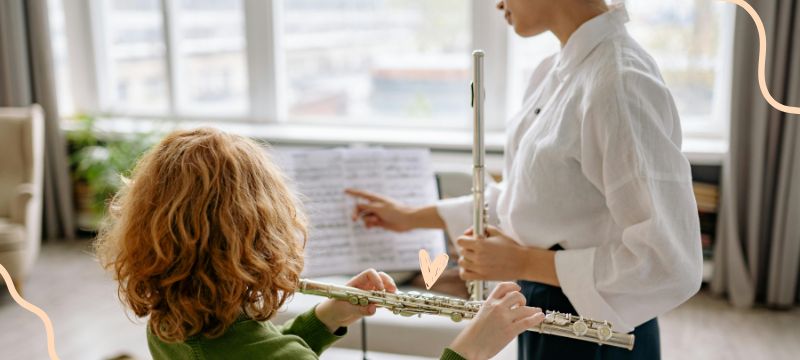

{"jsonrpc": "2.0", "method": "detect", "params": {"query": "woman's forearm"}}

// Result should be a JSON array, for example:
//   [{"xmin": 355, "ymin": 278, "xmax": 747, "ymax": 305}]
[
  {"xmin": 409, "ymin": 205, "xmax": 446, "ymax": 230},
  {"xmin": 521, "ymin": 247, "xmax": 560, "ymax": 287}
]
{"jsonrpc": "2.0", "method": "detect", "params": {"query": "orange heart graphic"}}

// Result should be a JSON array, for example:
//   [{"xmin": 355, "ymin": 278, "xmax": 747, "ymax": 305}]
[{"xmin": 419, "ymin": 249, "xmax": 449, "ymax": 290}]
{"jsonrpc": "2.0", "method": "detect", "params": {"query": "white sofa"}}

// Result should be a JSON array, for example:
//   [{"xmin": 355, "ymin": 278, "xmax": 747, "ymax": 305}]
[
  {"xmin": 0, "ymin": 105, "xmax": 44, "ymax": 294},
  {"xmin": 275, "ymin": 276, "xmax": 517, "ymax": 360}
]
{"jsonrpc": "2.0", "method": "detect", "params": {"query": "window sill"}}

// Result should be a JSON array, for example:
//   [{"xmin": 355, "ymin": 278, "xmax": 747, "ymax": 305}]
[
  {"xmin": 213, "ymin": 121, "xmax": 510, "ymax": 153},
  {"xmin": 69, "ymin": 118, "xmax": 727, "ymax": 173},
  {"xmin": 681, "ymin": 137, "xmax": 729, "ymax": 166}
]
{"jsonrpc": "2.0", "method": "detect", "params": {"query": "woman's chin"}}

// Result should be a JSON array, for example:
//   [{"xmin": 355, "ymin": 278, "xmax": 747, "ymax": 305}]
[
  {"xmin": 513, "ymin": 25, "xmax": 547, "ymax": 38},
  {"xmin": 513, "ymin": 27, "xmax": 535, "ymax": 38}
]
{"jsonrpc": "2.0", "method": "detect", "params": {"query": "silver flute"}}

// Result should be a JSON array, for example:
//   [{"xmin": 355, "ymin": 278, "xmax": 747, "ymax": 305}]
[
  {"xmin": 468, "ymin": 49, "xmax": 489, "ymax": 302},
  {"xmin": 298, "ymin": 279, "xmax": 635, "ymax": 350}
]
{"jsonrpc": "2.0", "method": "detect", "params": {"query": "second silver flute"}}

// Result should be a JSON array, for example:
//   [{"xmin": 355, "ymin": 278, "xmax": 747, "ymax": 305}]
[
  {"xmin": 468, "ymin": 49, "xmax": 489, "ymax": 302},
  {"xmin": 299, "ymin": 279, "xmax": 635, "ymax": 350}
]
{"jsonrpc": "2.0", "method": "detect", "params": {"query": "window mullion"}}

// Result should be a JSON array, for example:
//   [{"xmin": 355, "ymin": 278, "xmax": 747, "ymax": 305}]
[
  {"xmin": 160, "ymin": 0, "xmax": 180, "ymax": 117},
  {"xmin": 243, "ymin": 0, "xmax": 284, "ymax": 123},
  {"xmin": 64, "ymin": 0, "xmax": 103, "ymax": 114},
  {"xmin": 712, "ymin": 2, "xmax": 736, "ymax": 141},
  {"xmin": 471, "ymin": 0, "xmax": 509, "ymax": 131}
]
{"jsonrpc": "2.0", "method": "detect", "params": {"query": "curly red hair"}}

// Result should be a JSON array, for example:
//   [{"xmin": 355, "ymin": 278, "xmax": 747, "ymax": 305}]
[{"xmin": 95, "ymin": 128, "xmax": 307, "ymax": 342}]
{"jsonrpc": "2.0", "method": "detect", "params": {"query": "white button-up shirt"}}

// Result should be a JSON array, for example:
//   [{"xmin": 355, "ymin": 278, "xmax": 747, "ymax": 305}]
[{"xmin": 437, "ymin": 4, "xmax": 702, "ymax": 333}]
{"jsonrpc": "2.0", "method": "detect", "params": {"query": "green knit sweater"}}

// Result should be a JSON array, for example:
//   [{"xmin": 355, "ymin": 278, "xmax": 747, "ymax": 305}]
[{"xmin": 147, "ymin": 306, "xmax": 466, "ymax": 359}]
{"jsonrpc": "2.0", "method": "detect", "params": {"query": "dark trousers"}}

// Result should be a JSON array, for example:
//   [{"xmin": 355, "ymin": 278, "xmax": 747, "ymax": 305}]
[{"xmin": 517, "ymin": 280, "xmax": 660, "ymax": 360}]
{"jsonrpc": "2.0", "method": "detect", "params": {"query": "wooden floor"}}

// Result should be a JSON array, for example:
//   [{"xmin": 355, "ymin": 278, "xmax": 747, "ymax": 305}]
[{"xmin": 2, "ymin": 240, "xmax": 799, "ymax": 360}]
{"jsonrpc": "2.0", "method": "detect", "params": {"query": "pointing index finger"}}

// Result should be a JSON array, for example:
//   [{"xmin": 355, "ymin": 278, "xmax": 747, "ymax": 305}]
[{"xmin": 345, "ymin": 188, "xmax": 384, "ymax": 202}]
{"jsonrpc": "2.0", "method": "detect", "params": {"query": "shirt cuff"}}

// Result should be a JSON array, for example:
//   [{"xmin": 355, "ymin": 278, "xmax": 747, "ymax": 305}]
[
  {"xmin": 440, "ymin": 348, "xmax": 467, "ymax": 360},
  {"xmin": 288, "ymin": 306, "xmax": 348, "ymax": 355},
  {"xmin": 554, "ymin": 247, "xmax": 634, "ymax": 333},
  {"xmin": 435, "ymin": 195, "xmax": 473, "ymax": 241}
]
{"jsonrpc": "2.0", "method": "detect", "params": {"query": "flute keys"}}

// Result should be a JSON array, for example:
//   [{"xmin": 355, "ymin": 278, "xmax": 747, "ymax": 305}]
[
  {"xmin": 572, "ymin": 319, "xmax": 589, "ymax": 336},
  {"xmin": 551, "ymin": 313, "xmax": 570, "ymax": 326},
  {"xmin": 297, "ymin": 279, "xmax": 633, "ymax": 349},
  {"xmin": 393, "ymin": 309, "xmax": 415, "ymax": 317},
  {"xmin": 347, "ymin": 295, "xmax": 368, "ymax": 306},
  {"xmin": 597, "ymin": 324, "xmax": 614, "ymax": 342},
  {"xmin": 544, "ymin": 312, "xmax": 556, "ymax": 324}
]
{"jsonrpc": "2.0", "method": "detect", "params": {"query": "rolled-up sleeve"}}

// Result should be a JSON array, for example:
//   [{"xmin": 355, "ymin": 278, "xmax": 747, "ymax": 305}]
[
  {"xmin": 436, "ymin": 182, "xmax": 503, "ymax": 241},
  {"xmin": 556, "ymin": 178, "xmax": 703, "ymax": 332},
  {"xmin": 555, "ymin": 69, "xmax": 703, "ymax": 332}
]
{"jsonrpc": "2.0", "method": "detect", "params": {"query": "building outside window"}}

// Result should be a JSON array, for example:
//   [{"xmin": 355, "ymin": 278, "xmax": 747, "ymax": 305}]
[{"xmin": 49, "ymin": 0, "xmax": 733, "ymax": 140}]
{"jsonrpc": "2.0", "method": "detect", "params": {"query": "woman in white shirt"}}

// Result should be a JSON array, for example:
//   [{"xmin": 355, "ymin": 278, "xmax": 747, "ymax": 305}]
[{"xmin": 347, "ymin": 0, "xmax": 702, "ymax": 358}]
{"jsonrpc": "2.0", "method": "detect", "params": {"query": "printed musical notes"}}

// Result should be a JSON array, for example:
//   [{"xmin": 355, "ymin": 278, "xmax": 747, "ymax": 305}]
[{"xmin": 275, "ymin": 147, "xmax": 446, "ymax": 277}]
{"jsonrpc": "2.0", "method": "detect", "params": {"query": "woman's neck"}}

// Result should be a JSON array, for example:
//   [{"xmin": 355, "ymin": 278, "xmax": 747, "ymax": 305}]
[{"xmin": 550, "ymin": 2, "xmax": 610, "ymax": 47}]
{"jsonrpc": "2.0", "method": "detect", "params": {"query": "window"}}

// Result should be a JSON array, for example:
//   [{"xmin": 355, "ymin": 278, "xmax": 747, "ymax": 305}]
[
  {"xmin": 96, "ymin": 0, "xmax": 170, "ymax": 113},
  {"xmin": 281, "ymin": 0, "xmax": 471, "ymax": 128},
  {"xmin": 510, "ymin": 0, "xmax": 734, "ymax": 137},
  {"xmin": 91, "ymin": 0, "xmax": 247, "ymax": 116},
  {"xmin": 171, "ymin": 0, "xmax": 248, "ymax": 115},
  {"xmin": 626, "ymin": 0, "xmax": 732, "ymax": 136},
  {"xmin": 47, "ymin": 0, "xmax": 74, "ymax": 116},
  {"xmin": 52, "ymin": 0, "xmax": 733, "ymax": 139}
]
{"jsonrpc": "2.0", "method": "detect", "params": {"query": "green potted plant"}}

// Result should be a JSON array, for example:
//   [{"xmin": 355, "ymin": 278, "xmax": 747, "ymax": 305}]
[{"xmin": 67, "ymin": 115, "xmax": 159, "ymax": 230}]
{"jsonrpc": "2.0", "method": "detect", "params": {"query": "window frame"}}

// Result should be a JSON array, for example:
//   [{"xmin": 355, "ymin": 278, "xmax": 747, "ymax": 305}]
[
  {"xmin": 678, "ymin": 1, "xmax": 737, "ymax": 141},
  {"xmin": 61, "ymin": 0, "xmax": 733, "ymax": 141}
]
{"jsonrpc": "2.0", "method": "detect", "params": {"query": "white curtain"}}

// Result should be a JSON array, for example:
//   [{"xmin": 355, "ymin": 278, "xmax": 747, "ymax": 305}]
[
  {"xmin": 0, "ymin": 0, "xmax": 76, "ymax": 241},
  {"xmin": 712, "ymin": 0, "xmax": 800, "ymax": 307}
]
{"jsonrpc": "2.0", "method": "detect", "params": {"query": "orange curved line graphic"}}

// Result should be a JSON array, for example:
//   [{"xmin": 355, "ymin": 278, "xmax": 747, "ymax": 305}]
[
  {"xmin": 0, "ymin": 263, "xmax": 61, "ymax": 360},
  {"xmin": 722, "ymin": 0, "xmax": 800, "ymax": 115}
]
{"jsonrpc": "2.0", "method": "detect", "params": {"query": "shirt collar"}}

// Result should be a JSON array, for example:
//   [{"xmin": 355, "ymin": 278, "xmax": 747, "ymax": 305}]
[{"xmin": 555, "ymin": 2, "xmax": 630, "ymax": 81}]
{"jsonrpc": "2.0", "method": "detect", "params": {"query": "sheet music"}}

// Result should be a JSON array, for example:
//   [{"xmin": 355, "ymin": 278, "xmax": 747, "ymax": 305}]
[{"xmin": 275, "ymin": 147, "xmax": 446, "ymax": 277}]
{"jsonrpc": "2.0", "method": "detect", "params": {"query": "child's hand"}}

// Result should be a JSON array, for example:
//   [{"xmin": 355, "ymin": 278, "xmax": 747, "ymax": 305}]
[
  {"xmin": 314, "ymin": 269, "xmax": 397, "ymax": 332},
  {"xmin": 449, "ymin": 282, "xmax": 545, "ymax": 360}
]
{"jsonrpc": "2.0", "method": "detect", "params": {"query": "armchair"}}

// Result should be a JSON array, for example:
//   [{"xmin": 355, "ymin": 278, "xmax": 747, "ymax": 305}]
[{"xmin": 0, "ymin": 105, "xmax": 44, "ymax": 295}]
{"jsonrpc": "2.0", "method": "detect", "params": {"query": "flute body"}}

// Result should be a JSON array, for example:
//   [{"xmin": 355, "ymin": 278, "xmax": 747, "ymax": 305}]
[
  {"xmin": 468, "ymin": 49, "xmax": 489, "ymax": 302},
  {"xmin": 298, "ymin": 279, "xmax": 635, "ymax": 350}
]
